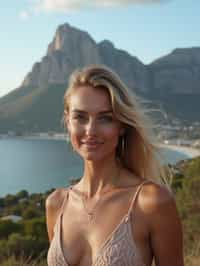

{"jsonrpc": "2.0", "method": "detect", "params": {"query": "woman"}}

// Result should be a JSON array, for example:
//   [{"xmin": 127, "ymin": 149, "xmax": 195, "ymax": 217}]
[{"xmin": 46, "ymin": 65, "xmax": 184, "ymax": 266}]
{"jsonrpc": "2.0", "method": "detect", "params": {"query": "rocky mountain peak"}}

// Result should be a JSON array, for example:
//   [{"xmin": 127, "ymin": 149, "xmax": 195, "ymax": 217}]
[
  {"xmin": 47, "ymin": 23, "xmax": 96, "ymax": 55},
  {"xmin": 22, "ymin": 23, "xmax": 102, "ymax": 88},
  {"xmin": 98, "ymin": 40, "xmax": 115, "ymax": 49}
]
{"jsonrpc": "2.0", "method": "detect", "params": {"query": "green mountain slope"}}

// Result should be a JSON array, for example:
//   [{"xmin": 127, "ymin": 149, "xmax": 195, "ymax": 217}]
[{"xmin": 0, "ymin": 84, "xmax": 67, "ymax": 133}]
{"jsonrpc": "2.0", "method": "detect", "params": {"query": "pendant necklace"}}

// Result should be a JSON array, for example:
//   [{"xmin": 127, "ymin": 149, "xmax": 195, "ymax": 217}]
[{"xmin": 81, "ymin": 194, "xmax": 102, "ymax": 222}]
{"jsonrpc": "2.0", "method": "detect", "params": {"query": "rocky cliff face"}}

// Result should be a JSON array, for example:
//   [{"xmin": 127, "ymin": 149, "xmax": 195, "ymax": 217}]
[
  {"xmin": 149, "ymin": 48, "xmax": 200, "ymax": 95},
  {"xmin": 22, "ymin": 23, "xmax": 200, "ymax": 97},
  {"xmin": 98, "ymin": 40, "xmax": 150, "ymax": 93},
  {"xmin": 22, "ymin": 23, "xmax": 102, "ymax": 88},
  {"xmin": 22, "ymin": 23, "xmax": 149, "ymax": 93}
]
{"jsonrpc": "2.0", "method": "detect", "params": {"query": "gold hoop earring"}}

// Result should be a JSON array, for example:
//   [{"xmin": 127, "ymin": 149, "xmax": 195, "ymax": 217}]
[{"xmin": 121, "ymin": 135, "xmax": 126, "ymax": 156}]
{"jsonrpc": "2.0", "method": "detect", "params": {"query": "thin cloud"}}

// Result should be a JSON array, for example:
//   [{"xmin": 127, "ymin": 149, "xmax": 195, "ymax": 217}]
[
  {"xmin": 36, "ymin": 0, "xmax": 84, "ymax": 12},
  {"xmin": 19, "ymin": 10, "xmax": 30, "ymax": 20},
  {"xmin": 35, "ymin": 0, "xmax": 168, "ymax": 12}
]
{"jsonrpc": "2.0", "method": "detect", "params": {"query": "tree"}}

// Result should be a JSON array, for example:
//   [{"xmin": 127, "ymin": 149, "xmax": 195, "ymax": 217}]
[
  {"xmin": 0, "ymin": 198, "xmax": 4, "ymax": 208},
  {"xmin": 4, "ymin": 195, "xmax": 18, "ymax": 207},
  {"xmin": 16, "ymin": 190, "xmax": 29, "ymax": 199},
  {"xmin": 22, "ymin": 207, "xmax": 39, "ymax": 219}
]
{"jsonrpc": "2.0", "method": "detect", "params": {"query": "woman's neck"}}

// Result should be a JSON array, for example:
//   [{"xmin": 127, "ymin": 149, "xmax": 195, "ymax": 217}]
[{"xmin": 80, "ymin": 157, "xmax": 121, "ymax": 198}]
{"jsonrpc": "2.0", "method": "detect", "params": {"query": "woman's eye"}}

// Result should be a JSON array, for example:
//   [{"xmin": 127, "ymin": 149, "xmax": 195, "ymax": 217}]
[
  {"xmin": 72, "ymin": 115, "xmax": 113, "ymax": 123},
  {"xmin": 99, "ymin": 116, "xmax": 113, "ymax": 122},
  {"xmin": 73, "ymin": 115, "xmax": 86, "ymax": 121}
]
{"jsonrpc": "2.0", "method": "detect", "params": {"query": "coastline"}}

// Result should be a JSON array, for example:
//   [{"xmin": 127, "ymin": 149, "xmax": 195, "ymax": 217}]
[
  {"xmin": 1, "ymin": 135, "xmax": 200, "ymax": 159},
  {"xmin": 0, "ymin": 134, "xmax": 67, "ymax": 141},
  {"xmin": 159, "ymin": 144, "xmax": 200, "ymax": 158}
]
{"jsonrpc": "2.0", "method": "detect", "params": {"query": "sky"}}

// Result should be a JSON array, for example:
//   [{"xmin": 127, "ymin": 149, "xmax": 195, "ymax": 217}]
[{"xmin": 0, "ymin": 0, "xmax": 199, "ymax": 98}]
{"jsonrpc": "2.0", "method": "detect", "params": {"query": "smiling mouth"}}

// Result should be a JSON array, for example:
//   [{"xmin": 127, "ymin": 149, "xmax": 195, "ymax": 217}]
[{"xmin": 82, "ymin": 141, "xmax": 103, "ymax": 148}]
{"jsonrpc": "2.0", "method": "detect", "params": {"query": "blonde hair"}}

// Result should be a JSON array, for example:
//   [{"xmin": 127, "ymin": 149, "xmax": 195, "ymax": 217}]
[{"xmin": 63, "ymin": 64, "xmax": 164, "ymax": 181}]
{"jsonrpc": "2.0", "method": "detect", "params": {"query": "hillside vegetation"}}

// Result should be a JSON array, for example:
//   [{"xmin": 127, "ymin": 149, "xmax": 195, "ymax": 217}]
[
  {"xmin": 170, "ymin": 156, "xmax": 200, "ymax": 266},
  {"xmin": 0, "ymin": 84, "xmax": 67, "ymax": 133}
]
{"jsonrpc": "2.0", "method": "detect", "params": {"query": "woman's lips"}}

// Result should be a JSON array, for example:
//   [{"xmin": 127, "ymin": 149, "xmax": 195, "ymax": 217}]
[{"xmin": 82, "ymin": 140, "xmax": 103, "ymax": 148}]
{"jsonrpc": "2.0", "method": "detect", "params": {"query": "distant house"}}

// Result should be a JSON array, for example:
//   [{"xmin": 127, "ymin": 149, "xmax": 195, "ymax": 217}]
[
  {"xmin": 1, "ymin": 215, "xmax": 22, "ymax": 223},
  {"xmin": 163, "ymin": 139, "xmax": 194, "ymax": 146},
  {"xmin": 19, "ymin": 198, "xmax": 27, "ymax": 203},
  {"xmin": 193, "ymin": 140, "xmax": 200, "ymax": 148}
]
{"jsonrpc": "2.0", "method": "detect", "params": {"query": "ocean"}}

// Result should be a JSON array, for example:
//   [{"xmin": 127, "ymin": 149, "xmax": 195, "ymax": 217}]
[{"xmin": 0, "ymin": 138, "xmax": 189, "ymax": 197}]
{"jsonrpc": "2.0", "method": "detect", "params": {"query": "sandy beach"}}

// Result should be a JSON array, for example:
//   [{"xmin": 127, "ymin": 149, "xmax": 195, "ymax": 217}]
[{"xmin": 159, "ymin": 144, "xmax": 200, "ymax": 158}]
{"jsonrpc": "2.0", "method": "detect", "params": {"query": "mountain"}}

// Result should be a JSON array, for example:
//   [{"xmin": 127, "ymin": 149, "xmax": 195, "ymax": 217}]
[
  {"xmin": 0, "ymin": 23, "xmax": 200, "ymax": 134},
  {"xmin": 21, "ymin": 23, "xmax": 149, "ymax": 94},
  {"xmin": 147, "ymin": 48, "xmax": 200, "ymax": 120},
  {"xmin": 150, "ymin": 48, "xmax": 200, "ymax": 94}
]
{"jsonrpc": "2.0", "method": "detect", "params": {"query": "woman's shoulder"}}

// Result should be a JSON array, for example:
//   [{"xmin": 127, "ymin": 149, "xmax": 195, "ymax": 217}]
[
  {"xmin": 45, "ymin": 186, "xmax": 70, "ymax": 213},
  {"xmin": 137, "ymin": 179, "xmax": 177, "ymax": 223},
  {"xmin": 139, "ymin": 179, "xmax": 175, "ymax": 210}
]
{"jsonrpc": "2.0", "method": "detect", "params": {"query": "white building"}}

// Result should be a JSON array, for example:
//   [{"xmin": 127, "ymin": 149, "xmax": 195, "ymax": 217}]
[{"xmin": 1, "ymin": 215, "xmax": 22, "ymax": 223}]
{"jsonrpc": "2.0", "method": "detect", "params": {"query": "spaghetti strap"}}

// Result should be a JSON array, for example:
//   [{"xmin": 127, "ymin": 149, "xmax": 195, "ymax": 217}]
[
  {"xmin": 59, "ymin": 186, "xmax": 72, "ymax": 217},
  {"xmin": 127, "ymin": 180, "xmax": 151, "ymax": 217},
  {"xmin": 52, "ymin": 187, "xmax": 71, "ymax": 234}
]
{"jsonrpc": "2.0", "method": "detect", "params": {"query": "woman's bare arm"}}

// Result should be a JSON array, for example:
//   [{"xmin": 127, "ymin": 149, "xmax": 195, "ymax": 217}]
[{"xmin": 144, "ymin": 183, "xmax": 184, "ymax": 266}]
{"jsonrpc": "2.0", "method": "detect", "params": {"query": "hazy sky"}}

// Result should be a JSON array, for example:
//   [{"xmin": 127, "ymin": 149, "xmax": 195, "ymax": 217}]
[{"xmin": 0, "ymin": 0, "xmax": 199, "ymax": 97}]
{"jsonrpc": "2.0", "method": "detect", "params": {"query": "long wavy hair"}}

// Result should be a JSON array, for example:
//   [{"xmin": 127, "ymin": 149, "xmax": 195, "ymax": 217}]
[{"xmin": 63, "ymin": 65, "xmax": 164, "ymax": 181}]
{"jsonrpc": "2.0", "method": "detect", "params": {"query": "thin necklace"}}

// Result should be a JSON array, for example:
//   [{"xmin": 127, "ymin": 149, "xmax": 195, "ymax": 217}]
[
  {"xmin": 80, "ymin": 168, "xmax": 121, "ymax": 222},
  {"xmin": 81, "ymin": 194, "xmax": 102, "ymax": 222}
]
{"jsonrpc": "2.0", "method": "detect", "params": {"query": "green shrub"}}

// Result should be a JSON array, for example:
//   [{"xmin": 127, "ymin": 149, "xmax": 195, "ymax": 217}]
[
  {"xmin": 0, "ymin": 221, "xmax": 23, "ymax": 239},
  {"xmin": 23, "ymin": 217, "xmax": 48, "ymax": 240},
  {"xmin": 0, "ymin": 233, "xmax": 48, "ymax": 261},
  {"xmin": 16, "ymin": 190, "xmax": 29, "ymax": 199},
  {"xmin": 0, "ymin": 255, "xmax": 47, "ymax": 266},
  {"xmin": 22, "ymin": 207, "xmax": 39, "ymax": 219}
]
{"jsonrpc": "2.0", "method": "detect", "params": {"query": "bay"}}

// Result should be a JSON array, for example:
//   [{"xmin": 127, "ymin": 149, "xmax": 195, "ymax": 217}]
[{"xmin": 0, "ymin": 138, "xmax": 189, "ymax": 197}]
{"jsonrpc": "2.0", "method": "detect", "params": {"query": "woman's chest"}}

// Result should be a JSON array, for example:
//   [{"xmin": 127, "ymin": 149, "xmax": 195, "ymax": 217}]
[
  {"xmin": 60, "ymin": 201, "xmax": 149, "ymax": 266},
  {"xmin": 61, "ymin": 220, "xmax": 146, "ymax": 266}
]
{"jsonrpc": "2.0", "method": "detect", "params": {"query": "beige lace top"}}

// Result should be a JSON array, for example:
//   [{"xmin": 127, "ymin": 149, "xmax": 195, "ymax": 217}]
[{"xmin": 47, "ymin": 180, "xmax": 149, "ymax": 266}]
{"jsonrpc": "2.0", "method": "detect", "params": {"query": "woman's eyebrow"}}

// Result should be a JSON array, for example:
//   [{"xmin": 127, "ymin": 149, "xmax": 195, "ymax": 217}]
[
  {"xmin": 71, "ymin": 109, "xmax": 113, "ymax": 114},
  {"xmin": 98, "ymin": 110, "xmax": 113, "ymax": 114},
  {"xmin": 71, "ymin": 109, "xmax": 85, "ymax": 113}
]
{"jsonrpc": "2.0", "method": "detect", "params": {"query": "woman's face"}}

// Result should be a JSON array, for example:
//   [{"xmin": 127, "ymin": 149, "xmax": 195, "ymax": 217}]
[{"xmin": 66, "ymin": 85, "xmax": 123, "ymax": 162}]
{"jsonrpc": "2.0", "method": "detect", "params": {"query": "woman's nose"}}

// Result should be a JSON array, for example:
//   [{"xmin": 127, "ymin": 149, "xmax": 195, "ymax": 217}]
[{"xmin": 85, "ymin": 119, "xmax": 97, "ymax": 136}]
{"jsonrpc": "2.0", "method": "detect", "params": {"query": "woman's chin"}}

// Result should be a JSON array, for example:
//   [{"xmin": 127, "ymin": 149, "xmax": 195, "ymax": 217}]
[
  {"xmin": 82, "ymin": 153, "xmax": 102, "ymax": 162},
  {"xmin": 76, "ymin": 149, "xmax": 103, "ymax": 161},
  {"xmin": 80, "ymin": 150, "xmax": 115, "ymax": 163}
]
